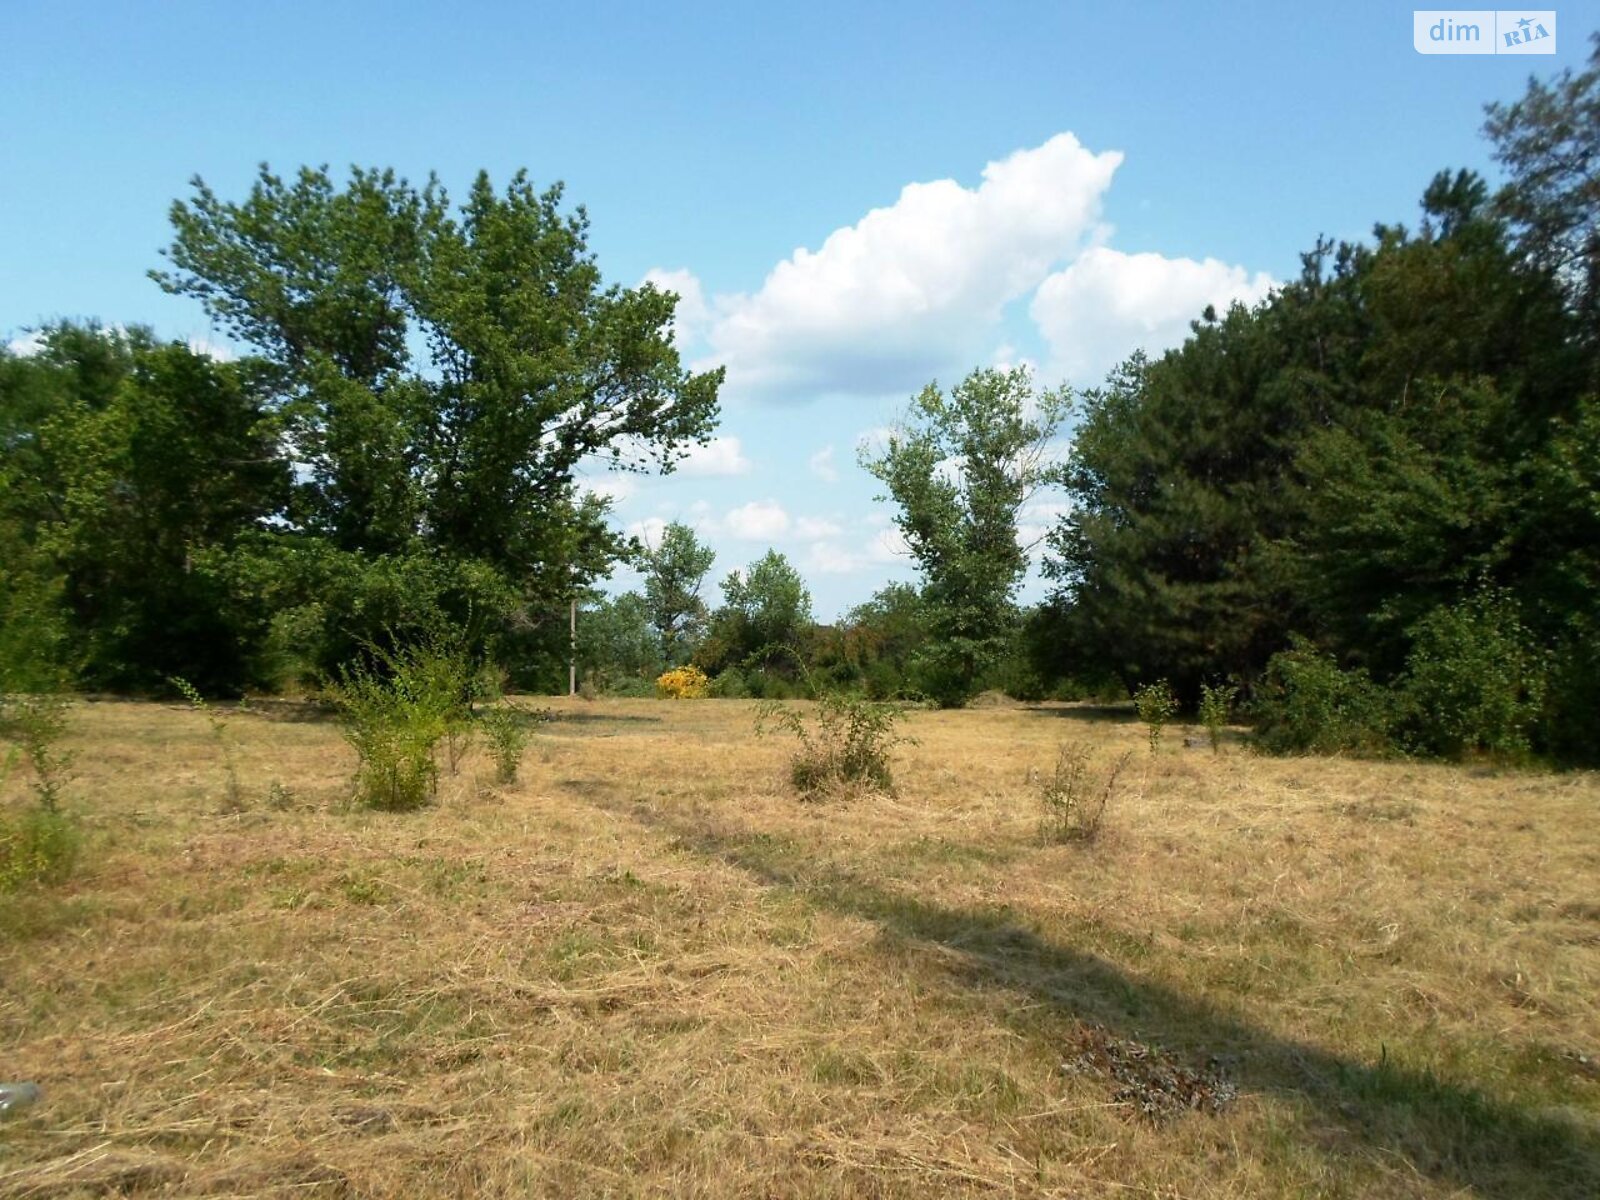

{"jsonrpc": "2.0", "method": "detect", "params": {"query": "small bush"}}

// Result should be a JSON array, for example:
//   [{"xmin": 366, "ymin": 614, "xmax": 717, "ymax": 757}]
[
  {"xmin": 757, "ymin": 693, "xmax": 910, "ymax": 799},
  {"xmin": 1036, "ymin": 743, "xmax": 1132, "ymax": 843},
  {"xmin": 1254, "ymin": 637, "xmax": 1394, "ymax": 756},
  {"xmin": 0, "ymin": 693, "xmax": 74, "ymax": 811},
  {"xmin": 325, "ymin": 634, "xmax": 474, "ymax": 811},
  {"xmin": 479, "ymin": 701, "xmax": 547, "ymax": 784},
  {"xmin": 1197, "ymin": 682, "xmax": 1238, "ymax": 754},
  {"xmin": 656, "ymin": 666, "xmax": 710, "ymax": 699},
  {"xmin": 171, "ymin": 677, "xmax": 244, "ymax": 809},
  {"xmin": 1401, "ymin": 590, "xmax": 1546, "ymax": 761},
  {"xmin": 1133, "ymin": 680, "xmax": 1178, "ymax": 752},
  {"xmin": 0, "ymin": 803, "xmax": 81, "ymax": 891},
  {"xmin": 708, "ymin": 668, "xmax": 750, "ymax": 699},
  {"xmin": 0, "ymin": 693, "xmax": 82, "ymax": 890}
]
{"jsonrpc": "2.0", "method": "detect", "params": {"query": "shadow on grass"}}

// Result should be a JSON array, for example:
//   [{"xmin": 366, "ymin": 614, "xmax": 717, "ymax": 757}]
[
  {"xmin": 544, "ymin": 711, "xmax": 664, "ymax": 727},
  {"xmin": 1024, "ymin": 703, "xmax": 1139, "ymax": 725},
  {"xmin": 594, "ymin": 792, "xmax": 1598, "ymax": 1199},
  {"xmin": 235, "ymin": 698, "xmax": 339, "ymax": 725}
]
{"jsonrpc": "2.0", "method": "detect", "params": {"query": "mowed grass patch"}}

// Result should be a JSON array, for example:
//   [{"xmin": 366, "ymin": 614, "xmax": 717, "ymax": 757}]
[{"xmin": 0, "ymin": 697, "xmax": 1596, "ymax": 1197}]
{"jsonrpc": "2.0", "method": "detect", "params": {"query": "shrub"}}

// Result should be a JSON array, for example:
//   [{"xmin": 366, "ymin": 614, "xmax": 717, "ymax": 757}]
[
  {"xmin": 1133, "ymin": 680, "xmax": 1178, "ymax": 752},
  {"xmin": 656, "ymin": 665, "xmax": 710, "ymax": 699},
  {"xmin": 743, "ymin": 669, "xmax": 805, "ymax": 701},
  {"xmin": 0, "ymin": 803, "xmax": 81, "ymax": 891},
  {"xmin": 757, "ymin": 693, "xmax": 911, "ymax": 799},
  {"xmin": 171, "ymin": 676, "xmax": 244, "ymax": 809},
  {"xmin": 0, "ymin": 694, "xmax": 81, "ymax": 890},
  {"xmin": 325, "ymin": 634, "xmax": 474, "ymax": 811},
  {"xmin": 1197, "ymin": 682, "xmax": 1238, "ymax": 754},
  {"xmin": 1401, "ymin": 590, "xmax": 1546, "ymax": 761},
  {"xmin": 0, "ymin": 693, "xmax": 74, "ymax": 811},
  {"xmin": 1253, "ymin": 637, "xmax": 1394, "ymax": 756},
  {"xmin": 708, "ymin": 668, "xmax": 750, "ymax": 699},
  {"xmin": 478, "ymin": 701, "xmax": 547, "ymax": 784},
  {"xmin": 1036, "ymin": 743, "xmax": 1133, "ymax": 843}
]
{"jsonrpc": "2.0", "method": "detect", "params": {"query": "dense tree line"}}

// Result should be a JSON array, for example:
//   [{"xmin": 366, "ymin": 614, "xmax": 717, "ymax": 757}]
[
  {"xmin": 3, "ymin": 48, "xmax": 1596, "ymax": 766},
  {"xmin": 2, "ymin": 168, "xmax": 720, "ymax": 694},
  {"xmin": 1037, "ymin": 42, "xmax": 1600, "ymax": 762}
]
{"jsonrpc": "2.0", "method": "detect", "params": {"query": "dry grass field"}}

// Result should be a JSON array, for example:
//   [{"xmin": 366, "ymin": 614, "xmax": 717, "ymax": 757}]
[{"xmin": 2, "ymin": 696, "xmax": 1598, "ymax": 1198}]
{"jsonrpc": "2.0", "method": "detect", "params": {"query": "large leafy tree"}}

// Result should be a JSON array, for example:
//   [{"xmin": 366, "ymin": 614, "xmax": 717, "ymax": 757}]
[
  {"xmin": 1046, "ymin": 166, "xmax": 1584, "ymax": 700},
  {"xmin": 0, "ymin": 325, "xmax": 289, "ymax": 691},
  {"xmin": 152, "ymin": 165, "xmax": 722, "ymax": 667},
  {"xmin": 697, "ymin": 550, "xmax": 814, "ymax": 675},
  {"xmin": 641, "ymin": 521, "xmax": 715, "ymax": 665},
  {"xmin": 864, "ymin": 367, "xmax": 1069, "ymax": 706}
]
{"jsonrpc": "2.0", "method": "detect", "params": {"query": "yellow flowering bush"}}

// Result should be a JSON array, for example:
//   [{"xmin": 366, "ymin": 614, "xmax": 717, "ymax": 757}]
[{"xmin": 655, "ymin": 666, "xmax": 710, "ymax": 699}]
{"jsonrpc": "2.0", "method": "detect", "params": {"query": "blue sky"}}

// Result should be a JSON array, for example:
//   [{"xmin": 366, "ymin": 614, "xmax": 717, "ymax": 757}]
[{"xmin": 3, "ymin": 2, "xmax": 1592, "ymax": 618}]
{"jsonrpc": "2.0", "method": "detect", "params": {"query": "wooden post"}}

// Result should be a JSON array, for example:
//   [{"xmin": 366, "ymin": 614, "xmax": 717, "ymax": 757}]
[{"xmin": 569, "ymin": 598, "xmax": 577, "ymax": 696}]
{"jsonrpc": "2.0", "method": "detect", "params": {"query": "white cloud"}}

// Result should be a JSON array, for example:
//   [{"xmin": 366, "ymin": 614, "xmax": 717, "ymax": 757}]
[
  {"xmin": 678, "ymin": 436, "xmax": 752, "ymax": 476},
  {"xmin": 676, "ymin": 132, "xmax": 1122, "ymax": 397},
  {"xmin": 805, "ymin": 541, "xmax": 864, "ymax": 575},
  {"xmin": 1018, "ymin": 500, "xmax": 1073, "ymax": 551},
  {"xmin": 6, "ymin": 328, "xmax": 236, "ymax": 361},
  {"xmin": 855, "ymin": 425, "xmax": 895, "ymax": 458},
  {"xmin": 5, "ymin": 331, "xmax": 44, "ymax": 357},
  {"xmin": 186, "ymin": 335, "xmax": 235, "ymax": 361},
  {"xmin": 866, "ymin": 525, "xmax": 913, "ymax": 564},
  {"xmin": 641, "ymin": 267, "xmax": 711, "ymax": 345},
  {"xmin": 627, "ymin": 516, "xmax": 669, "ymax": 547},
  {"xmin": 724, "ymin": 500, "xmax": 791, "ymax": 540},
  {"xmin": 795, "ymin": 515, "xmax": 843, "ymax": 540},
  {"xmin": 1030, "ymin": 247, "xmax": 1276, "ymax": 384},
  {"xmin": 582, "ymin": 475, "xmax": 639, "ymax": 506},
  {"xmin": 808, "ymin": 444, "xmax": 839, "ymax": 483}
]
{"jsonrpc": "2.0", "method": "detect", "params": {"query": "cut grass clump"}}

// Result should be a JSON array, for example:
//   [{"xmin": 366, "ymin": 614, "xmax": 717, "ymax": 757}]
[{"xmin": 1062, "ymin": 1024, "xmax": 1238, "ymax": 1122}]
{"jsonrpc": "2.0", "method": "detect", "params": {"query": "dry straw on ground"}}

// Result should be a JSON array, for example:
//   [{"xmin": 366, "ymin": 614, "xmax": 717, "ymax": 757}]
[{"xmin": 2, "ymin": 697, "xmax": 1597, "ymax": 1197}]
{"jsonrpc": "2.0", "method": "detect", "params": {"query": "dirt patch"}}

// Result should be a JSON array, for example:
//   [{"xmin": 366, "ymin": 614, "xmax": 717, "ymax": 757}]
[{"xmin": 1062, "ymin": 1024, "xmax": 1239, "ymax": 1122}]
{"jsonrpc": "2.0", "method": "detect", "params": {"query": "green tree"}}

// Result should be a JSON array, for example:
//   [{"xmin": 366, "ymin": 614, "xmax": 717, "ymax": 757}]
[
  {"xmin": 151, "ymin": 165, "xmax": 721, "ymax": 672},
  {"xmin": 699, "ymin": 550, "xmax": 814, "ymax": 675},
  {"xmin": 863, "ymin": 367, "xmax": 1069, "ymax": 707},
  {"xmin": 1, "ymin": 325, "xmax": 289, "ymax": 692},
  {"xmin": 576, "ymin": 591, "xmax": 663, "ymax": 692},
  {"xmin": 1484, "ymin": 33, "xmax": 1600, "ymax": 330},
  {"xmin": 1048, "ymin": 167, "xmax": 1585, "ymax": 702},
  {"xmin": 838, "ymin": 583, "xmax": 928, "ymax": 699},
  {"xmin": 641, "ymin": 521, "xmax": 715, "ymax": 665}
]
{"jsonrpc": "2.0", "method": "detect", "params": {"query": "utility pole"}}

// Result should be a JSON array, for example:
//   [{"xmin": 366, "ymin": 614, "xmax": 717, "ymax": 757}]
[{"xmin": 569, "ymin": 598, "xmax": 577, "ymax": 696}]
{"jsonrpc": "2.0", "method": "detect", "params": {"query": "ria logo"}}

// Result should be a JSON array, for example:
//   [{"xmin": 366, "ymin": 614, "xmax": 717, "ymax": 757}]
[
  {"xmin": 1501, "ymin": 14, "xmax": 1552, "ymax": 47},
  {"xmin": 1413, "ymin": 10, "xmax": 1557, "ymax": 54}
]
